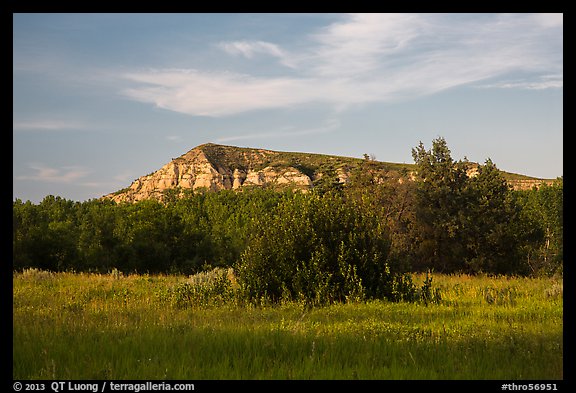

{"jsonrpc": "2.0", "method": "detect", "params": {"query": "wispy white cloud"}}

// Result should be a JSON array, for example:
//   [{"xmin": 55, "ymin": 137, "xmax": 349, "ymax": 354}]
[
  {"xmin": 476, "ymin": 74, "xmax": 563, "ymax": 90},
  {"xmin": 166, "ymin": 135, "xmax": 183, "ymax": 142},
  {"xmin": 123, "ymin": 69, "xmax": 319, "ymax": 116},
  {"xmin": 13, "ymin": 119, "xmax": 87, "ymax": 131},
  {"xmin": 218, "ymin": 40, "xmax": 288, "ymax": 61},
  {"xmin": 72, "ymin": 170, "xmax": 137, "ymax": 190},
  {"xmin": 305, "ymin": 13, "xmax": 423, "ymax": 78},
  {"xmin": 16, "ymin": 163, "xmax": 91, "ymax": 183},
  {"xmin": 14, "ymin": 163, "xmax": 132, "ymax": 194},
  {"xmin": 121, "ymin": 13, "xmax": 562, "ymax": 118},
  {"xmin": 215, "ymin": 118, "xmax": 340, "ymax": 143}
]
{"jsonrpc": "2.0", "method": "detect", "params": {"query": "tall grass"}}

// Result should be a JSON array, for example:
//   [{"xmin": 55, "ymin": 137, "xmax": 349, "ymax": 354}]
[{"xmin": 13, "ymin": 269, "xmax": 562, "ymax": 379}]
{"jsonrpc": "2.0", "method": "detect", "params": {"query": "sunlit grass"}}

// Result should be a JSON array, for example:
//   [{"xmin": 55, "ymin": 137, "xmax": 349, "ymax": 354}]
[{"xmin": 13, "ymin": 270, "xmax": 562, "ymax": 379}]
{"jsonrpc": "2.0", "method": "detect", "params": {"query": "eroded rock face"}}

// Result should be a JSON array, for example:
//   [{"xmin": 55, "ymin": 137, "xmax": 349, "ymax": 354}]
[
  {"xmin": 232, "ymin": 169, "xmax": 247, "ymax": 189},
  {"xmin": 507, "ymin": 179, "xmax": 555, "ymax": 191},
  {"xmin": 103, "ymin": 144, "xmax": 316, "ymax": 203}
]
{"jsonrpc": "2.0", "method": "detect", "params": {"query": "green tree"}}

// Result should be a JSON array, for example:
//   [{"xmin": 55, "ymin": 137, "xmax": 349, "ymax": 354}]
[
  {"xmin": 312, "ymin": 164, "xmax": 343, "ymax": 195},
  {"xmin": 411, "ymin": 138, "xmax": 537, "ymax": 275},
  {"xmin": 462, "ymin": 159, "xmax": 524, "ymax": 274},
  {"xmin": 515, "ymin": 178, "xmax": 563, "ymax": 275},
  {"xmin": 76, "ymin": 199, "xmax": 120, "ymax": 272},
  {"xmin": 113, "ymin": 199, "xmax": 175, "ymax": 273},
  {"xmin": 13, "ymin": 196, "xmax": 81, "ymax": 271},
  {"xmin": 411, "ymin": 138, "xmax": 469, "ymax": 272},
  {"xmin": 13, "ymin": 199, "xmax": 44, "ymax": 270},
  {"xmin": 345, "ymin": 157, "xmax": 417, "ymax": 272}
]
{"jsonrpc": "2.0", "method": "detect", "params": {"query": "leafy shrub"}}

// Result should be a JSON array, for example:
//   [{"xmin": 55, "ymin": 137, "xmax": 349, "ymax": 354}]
[
  {"xmin": 170, "ymin": 268, "xmax": 236, "ymax": 308},
  {"xmin": 418, "ymin": 273, "xmax": 442, "ymax": 305},
  {"xmin": 236, "ymin": 192, "xmax": 429, "ymax": 305}
]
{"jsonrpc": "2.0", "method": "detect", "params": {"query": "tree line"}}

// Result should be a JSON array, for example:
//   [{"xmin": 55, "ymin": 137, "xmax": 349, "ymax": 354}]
[{"xmin": 13, "ymin": 138, "xmax": 562, "ymax": 303}]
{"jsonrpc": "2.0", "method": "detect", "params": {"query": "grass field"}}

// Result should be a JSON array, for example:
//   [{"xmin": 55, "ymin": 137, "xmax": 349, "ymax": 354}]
[{"xmin": 13, "ymin": 269, "xmax": 563, "ymax": 379}]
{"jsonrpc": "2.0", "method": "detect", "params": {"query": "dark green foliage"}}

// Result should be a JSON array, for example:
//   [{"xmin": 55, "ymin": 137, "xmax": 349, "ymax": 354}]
[
  {"xmin": 513, "ymin": 178, "xmax": 563, "ymax": 275},
  {"xmin": 236, "ymin": 191, "xmax": 423, "ymax": 305},
  {"xmin": 344, "ymin": 155, "xmax": 418, "ymax": 272},
  {"xmin": 13, "ymin": 196, "xmax": 80, "ymax": 271},
  {"xmin": 461, "ymin": 159, "xmax": 525, "ymax": 274},
  {"xmin": 409, "ymin": 138, "xmax": 560, "ymax": 275},
  {"xmin": 13, "ymin": 189, "xmax": 284, "ymax": 275},
  {"xmin": 419, "ymin": 273, "xmax": 442, "ymax": 305},
  {"xmin": 411, "ymin": 138, "xmax": 470, "ymax": 272},
  {"xmin": 311, "ymin": 165, "xmax": 343, "ymax": 195}
]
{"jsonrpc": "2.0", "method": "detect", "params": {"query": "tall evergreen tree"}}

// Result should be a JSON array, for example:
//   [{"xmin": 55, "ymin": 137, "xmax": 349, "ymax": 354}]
[
  {"xmin": 411, "ymin": 137, "xmax": 469, "ymax": 272},
  {"xmin": 462, "ymin": 159, "xmax": 523, "ymax": 273}
]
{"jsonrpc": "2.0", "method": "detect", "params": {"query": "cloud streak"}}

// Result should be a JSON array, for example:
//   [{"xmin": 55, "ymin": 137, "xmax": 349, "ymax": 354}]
[
  {"xmin": 218, "ymin": 40, "xmax": 289, "ymax": 62},
  {"xmin": 214, "ymin": 118, "xmax": 340, "ymax": 143},
  {"xmin": 120, "ymin": 13, "xmax": 562, "ymax": 118},
  {"xmin": 16, "ymin": 163, "xmax": 91, "ymax": 183},
  {"xmin": 476, "ymin": 75, "xmax": 564, "ymax": 90},
  {"xmin": 13, "ymin": 119, "xmax": 87, "ymax": 131},
  {"xmin": 123, "ymin": 69, "xmax": 319, "ymax": 116}
]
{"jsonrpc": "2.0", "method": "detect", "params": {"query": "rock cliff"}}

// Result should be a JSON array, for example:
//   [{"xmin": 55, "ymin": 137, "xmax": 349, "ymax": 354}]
[
  {"xmin": 103, "ymin": 143, "xmax": 554, "ymax": 203},
  {"xmin": 103, "ymin": 144, "xmax": 341, "ymax": 203}
]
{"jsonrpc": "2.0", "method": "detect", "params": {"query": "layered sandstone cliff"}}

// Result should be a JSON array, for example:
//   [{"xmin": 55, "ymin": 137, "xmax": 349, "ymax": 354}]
[{"xmin": 104, "ymin": 144, "xmax": 325, "ymax": 203}]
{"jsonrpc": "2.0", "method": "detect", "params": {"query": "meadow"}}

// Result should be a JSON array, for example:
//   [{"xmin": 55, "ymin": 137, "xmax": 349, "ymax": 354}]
[{"xmin": 13, "ymin": 269, "xmax": 563, "ymax": 380}]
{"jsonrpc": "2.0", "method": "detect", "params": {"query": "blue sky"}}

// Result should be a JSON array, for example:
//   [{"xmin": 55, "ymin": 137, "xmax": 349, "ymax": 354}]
[{"xmin": 13, "ymin": 13, "xmax": 563, "ymax": 203}]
